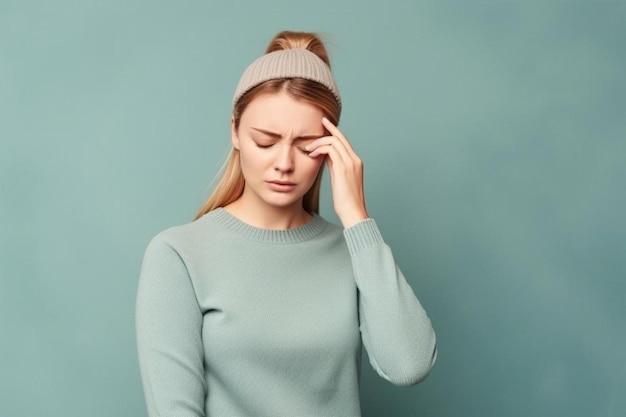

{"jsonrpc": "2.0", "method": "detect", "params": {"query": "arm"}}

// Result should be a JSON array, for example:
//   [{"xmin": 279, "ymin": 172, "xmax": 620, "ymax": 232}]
[
  {"xmin": 136, "ymin": 235, "xmax": 206, "ymax": 416},
  {"xmin": 308, "ymin": 118, "xmax": 436, "ymax": 385},
  {"xmin": 345, "ymin": 219, "xmax": 437, "ymax": 386},
  {"xmin": 344, "ymin": 219, "xmax": 437, "ymax": 385}
]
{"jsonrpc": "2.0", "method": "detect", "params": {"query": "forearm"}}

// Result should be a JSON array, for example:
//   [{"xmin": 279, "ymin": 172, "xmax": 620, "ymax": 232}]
[{"xmin": 344, "ymin": 219, "xmax": 437, "ymax": 386}]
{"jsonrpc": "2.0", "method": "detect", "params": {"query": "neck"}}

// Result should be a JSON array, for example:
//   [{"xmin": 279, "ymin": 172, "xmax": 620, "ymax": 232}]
[{"xmin": 224, "ymin": 197, "xmax": 312, "ymax": 230}]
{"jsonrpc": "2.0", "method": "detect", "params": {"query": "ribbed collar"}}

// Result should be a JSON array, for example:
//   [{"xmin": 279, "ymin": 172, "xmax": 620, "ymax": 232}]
[{"xmin": 204, "ymin": 208, "xmax": 329, "ymax": 244}]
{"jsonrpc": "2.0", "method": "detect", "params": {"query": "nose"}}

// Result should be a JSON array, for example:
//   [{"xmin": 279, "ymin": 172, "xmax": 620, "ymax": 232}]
[{"xmin": 274, "ymin": 143, "xmax": 294, "ymax": 173}]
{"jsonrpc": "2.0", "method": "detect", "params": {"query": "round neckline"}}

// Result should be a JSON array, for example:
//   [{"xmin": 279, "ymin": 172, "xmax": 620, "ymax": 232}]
[{"xmin": 204, "ymin": 207, "xmax": 329, "ymax": 243}]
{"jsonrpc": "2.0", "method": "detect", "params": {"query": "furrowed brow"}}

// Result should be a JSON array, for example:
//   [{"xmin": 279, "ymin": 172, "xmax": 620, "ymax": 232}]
[
  {"xmin": 251, "ymin": 128, "xmax": 281, "ymax": 139},
  {"xmin": 251, "ymin": 127, "xmax": 321, "ymax": 141}
]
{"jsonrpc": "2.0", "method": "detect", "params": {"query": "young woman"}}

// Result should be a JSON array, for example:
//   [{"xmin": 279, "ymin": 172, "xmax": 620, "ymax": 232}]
[{"xmin": 136, "ymin": 30, "xmax": 437, "ymax": 417}]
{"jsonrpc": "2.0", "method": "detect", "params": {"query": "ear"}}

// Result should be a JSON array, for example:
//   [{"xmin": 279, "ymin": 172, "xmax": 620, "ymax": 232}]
[{"xmin": 230, "ymin": 116, "xmax": 240, "ymax": 150}]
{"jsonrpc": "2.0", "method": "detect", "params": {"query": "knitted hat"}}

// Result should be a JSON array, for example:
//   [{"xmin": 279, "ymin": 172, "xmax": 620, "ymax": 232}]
[{"xmin": 232, "ymin": 48, "xmax": 341, "ymax": 108}]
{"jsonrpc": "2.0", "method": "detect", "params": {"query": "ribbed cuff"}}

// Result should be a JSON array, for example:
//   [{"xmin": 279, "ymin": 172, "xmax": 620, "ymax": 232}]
[{"xmin": 343, "ymin": 218, "xmax": 384, "ymax": 254}]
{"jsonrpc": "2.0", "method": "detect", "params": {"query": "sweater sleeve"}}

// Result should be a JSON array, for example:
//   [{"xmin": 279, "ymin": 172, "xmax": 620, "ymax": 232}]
[
  {"xmin": 136, "ymin": 235, "xmax": 207, "ymax": 417},
  {"xmin": 343, "ymin": 219, "xmax": 437, "ymax": 386}
]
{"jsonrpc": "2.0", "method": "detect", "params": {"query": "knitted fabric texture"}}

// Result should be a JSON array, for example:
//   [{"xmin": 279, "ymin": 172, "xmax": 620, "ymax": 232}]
[
  {"xmin": 232, "ymin": 48, "xmax": 341, "ymax": 107},
  {"xmin": 136, "ymin": 209, "xmax": 437, "ymax": 416}
]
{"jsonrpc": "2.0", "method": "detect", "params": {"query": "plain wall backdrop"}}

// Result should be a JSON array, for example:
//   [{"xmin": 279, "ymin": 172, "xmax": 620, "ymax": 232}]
[{"xmin": 1, "ymin": 1, "xmax": 624, "ymax": 416}]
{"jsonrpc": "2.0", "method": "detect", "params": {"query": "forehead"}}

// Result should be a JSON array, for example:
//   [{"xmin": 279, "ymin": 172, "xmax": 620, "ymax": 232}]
[{"xmin": 240, "ymin": 92, "xmax": 325, "ymax": 132}]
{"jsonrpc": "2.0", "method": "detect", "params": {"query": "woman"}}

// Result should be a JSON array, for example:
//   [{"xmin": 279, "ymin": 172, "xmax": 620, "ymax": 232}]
[{"xmin": 136, "ymin": 30, "xmax": 437, "ymax": 417}]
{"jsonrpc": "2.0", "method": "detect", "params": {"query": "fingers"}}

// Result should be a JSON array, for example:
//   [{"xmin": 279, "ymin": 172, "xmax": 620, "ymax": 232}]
[
  {"xmin": 306, "ymin": 118, "xmax": 358, "ymax": 161},
  {"xmin": 306, "ymin": 136, "xmax": 342, "ymax": 159},
  {"xmin": 321, "ymin": 117, "xmax": 358, "ymax": 159}
]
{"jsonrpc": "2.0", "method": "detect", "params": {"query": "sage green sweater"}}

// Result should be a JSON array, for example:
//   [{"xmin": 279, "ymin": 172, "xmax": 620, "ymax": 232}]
[{"xmin": 136, "ymin": 208, "xmax": 436, "ymax": 417}]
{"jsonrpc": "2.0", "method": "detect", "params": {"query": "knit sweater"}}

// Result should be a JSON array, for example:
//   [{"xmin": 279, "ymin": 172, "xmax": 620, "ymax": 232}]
[{"xmin": 136, "ymin": 208, "xmax": 437, "ymax": 417}]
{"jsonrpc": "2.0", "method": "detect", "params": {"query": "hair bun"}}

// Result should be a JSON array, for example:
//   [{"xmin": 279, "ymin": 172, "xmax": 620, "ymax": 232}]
[{"xmin": 265, "ymin": 31, "xmax": 331, "ymax": 68}]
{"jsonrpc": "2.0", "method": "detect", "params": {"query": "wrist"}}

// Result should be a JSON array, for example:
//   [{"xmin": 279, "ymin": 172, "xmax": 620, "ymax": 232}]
[{"xmin": 339, "ymin": 209, "xmax": 369, "ymax": 228}]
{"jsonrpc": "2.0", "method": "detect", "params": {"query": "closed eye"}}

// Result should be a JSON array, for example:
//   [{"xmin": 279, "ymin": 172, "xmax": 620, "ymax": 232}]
[
  {"xmin": 298, "ymin": 146, "xmax": 312, "ymax": 155},
  {"xmin": 254, "ymin": 141, "xmax": 311, "ymax": 154}
]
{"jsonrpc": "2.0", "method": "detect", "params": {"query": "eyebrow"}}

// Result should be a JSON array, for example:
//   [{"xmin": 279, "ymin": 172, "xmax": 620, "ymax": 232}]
[{"xmin": 250, "ymin": 127, "xmax": 321, "ymax": 141}]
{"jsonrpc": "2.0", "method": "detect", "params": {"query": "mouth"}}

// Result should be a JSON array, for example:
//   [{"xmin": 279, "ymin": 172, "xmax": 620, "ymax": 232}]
[{"xmin": 266, "ymin": 180, "xmax": 297, "ymax": 192}]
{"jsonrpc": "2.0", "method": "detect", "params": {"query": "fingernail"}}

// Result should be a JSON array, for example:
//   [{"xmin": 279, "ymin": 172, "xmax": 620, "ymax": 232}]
[{"xmin": 306, "ymin": 139, "xmax": 320, "ymax": 150}]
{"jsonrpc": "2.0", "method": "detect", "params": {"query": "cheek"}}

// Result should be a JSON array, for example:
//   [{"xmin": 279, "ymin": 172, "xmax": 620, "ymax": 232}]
[
  {"xmin": 301, "ymin": 155, "xmax": 325, "ymax": 177},
  {"xmin": 239, "ymin": 147, "xmax": 269, "ymax": 171}
]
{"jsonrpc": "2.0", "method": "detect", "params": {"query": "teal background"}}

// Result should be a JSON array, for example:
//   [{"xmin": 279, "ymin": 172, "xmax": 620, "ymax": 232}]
[{"xmin": 1, "ymin": 1, "xmax": 624, "ymax": 416}]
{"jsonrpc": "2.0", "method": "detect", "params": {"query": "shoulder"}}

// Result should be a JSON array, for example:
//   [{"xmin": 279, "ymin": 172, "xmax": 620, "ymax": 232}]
[
  {"xmin": 143, "ymin": 212, "xmax": 220, "ymax": 256},
  {"xmin": 304, "ymin": 215, "xmax": 352, "ymax": 256}
]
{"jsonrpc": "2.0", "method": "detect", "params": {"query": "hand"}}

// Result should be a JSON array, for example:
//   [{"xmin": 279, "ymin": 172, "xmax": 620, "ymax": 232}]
[{"xmin": 306, "ymin": 117, "xmax": 369, "ymax": 228}]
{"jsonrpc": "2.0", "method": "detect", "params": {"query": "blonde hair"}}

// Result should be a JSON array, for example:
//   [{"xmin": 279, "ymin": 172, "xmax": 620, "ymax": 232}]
[{"xmin": 194, "ymin": 31, "xmax": 341, "ymax": 220}]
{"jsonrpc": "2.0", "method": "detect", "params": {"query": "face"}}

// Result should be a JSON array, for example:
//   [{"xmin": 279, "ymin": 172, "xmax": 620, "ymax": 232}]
[{"xmin": 231, "ymin": 91, "xmax": 326, "ymax": 213}]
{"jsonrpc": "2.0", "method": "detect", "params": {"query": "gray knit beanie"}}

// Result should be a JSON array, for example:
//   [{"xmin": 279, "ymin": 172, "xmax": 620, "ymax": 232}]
[{"xmin": 232, "ymin": 48, "xmax": 341, "ymax": 108}]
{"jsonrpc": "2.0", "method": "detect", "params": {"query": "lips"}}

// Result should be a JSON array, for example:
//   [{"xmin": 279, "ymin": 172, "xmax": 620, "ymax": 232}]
[{"xmin": 266, "ymin": 180, "xmax": 297, "ymax": 192}]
